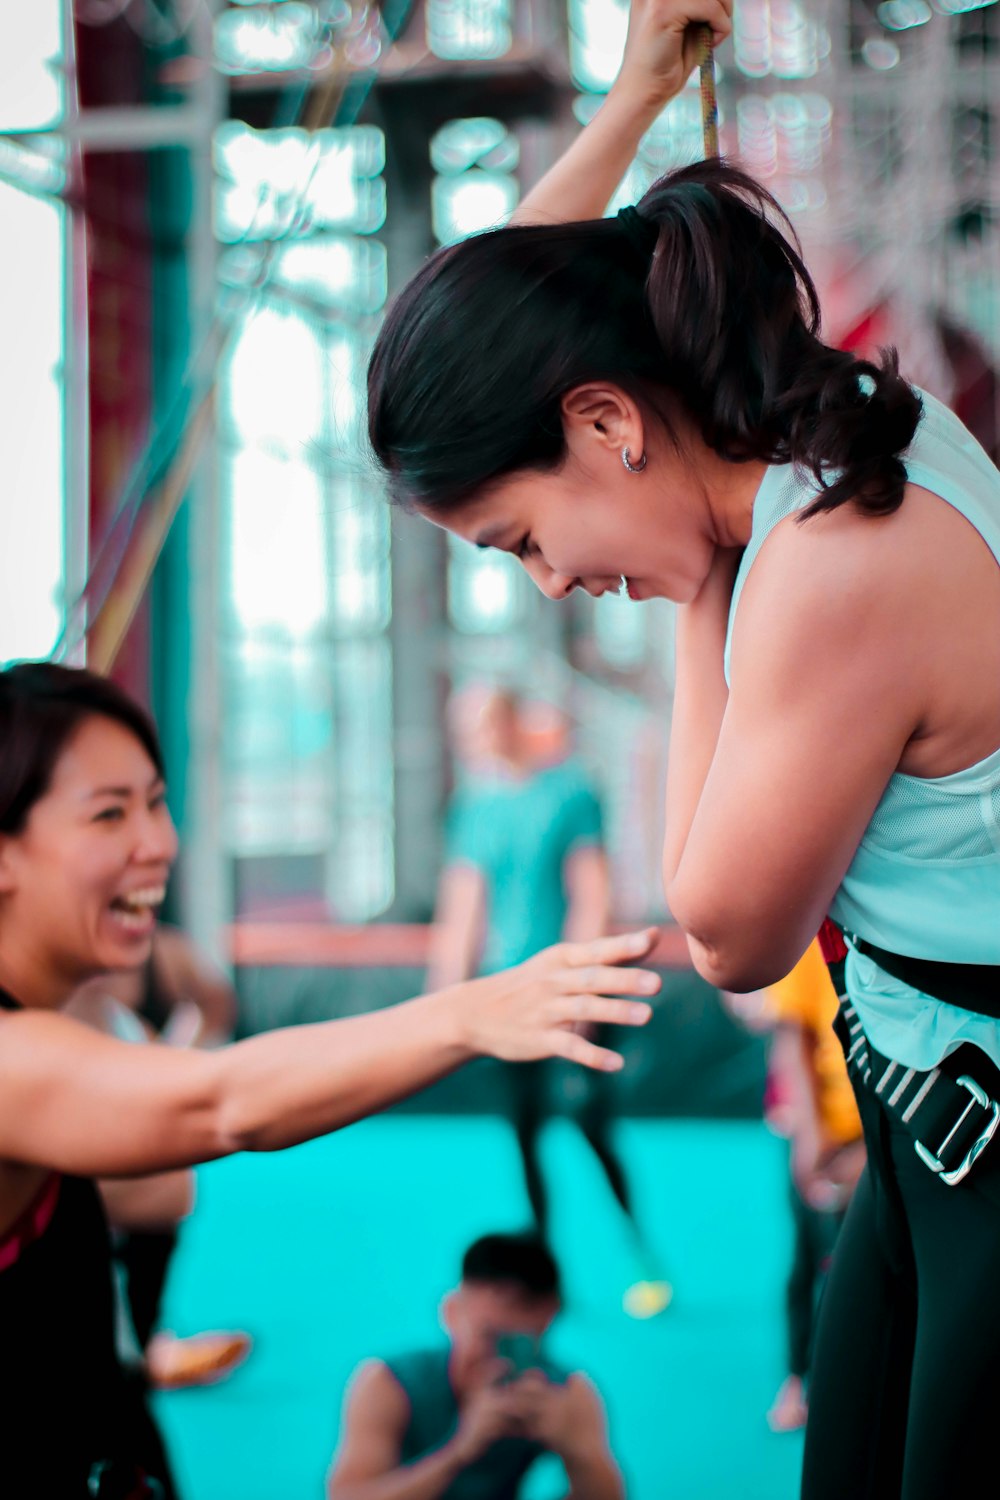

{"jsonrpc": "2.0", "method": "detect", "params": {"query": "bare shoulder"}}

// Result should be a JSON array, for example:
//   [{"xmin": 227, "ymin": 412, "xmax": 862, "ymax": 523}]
[
  {"xmin": 329, "ymin": 1360, "xmax": 410, "ymax": 1491},
  {"xmin": 739, "ymin": 481, "xmax": 994, "ymax": 654},
  {"xmin": 346, "ymin": 1359, "xmax": 410, "ymax": 1419},
  {"xmin": 733, "ymin": 497, "xmax": 906, "ymax": 687},
  {"xmin": 0, "ymin": 1010, "xmax": 87, "ymax": 1131},
  {"xmin": 751, "ymin": 481, "xmax": 994, "ymax": 594},
  {"xmin": 0, "ymin": 1005, "xmax": 91, "ymax": 1057},
  {"xmin": 733, "ymin": 481, "xmax": 1000, "ymax": 767},
  {"xmin": 564, "ymin": 1370, "xmax": 605, "ymax": 1410},
  {"xmin": 0, "ymin": 1008, "xmax": 117, "ymax": 1109}
]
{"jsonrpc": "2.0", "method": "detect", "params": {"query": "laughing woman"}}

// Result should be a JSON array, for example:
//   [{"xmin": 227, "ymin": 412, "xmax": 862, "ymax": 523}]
[
  {"xmin": 365, "ymin": 2, "xmax": 1000, "ymax": 1496},
  {"xmin": 0, "ymin": 663, "xmax": 657, "ymax": 1497}
]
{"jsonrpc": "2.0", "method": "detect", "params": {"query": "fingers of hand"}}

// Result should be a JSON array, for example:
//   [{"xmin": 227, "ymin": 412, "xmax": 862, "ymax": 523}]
[
  {"xmin": 477, "ymin": 1389, "xmax": 520, "ymax": 1428},
  {"xmin": 562, "ymin": 928, "xmax": 659, "ymax": 968},
  {"xmin": 504, "ymin": 1376, "xmax": 550, "ymax": 1417},
  {"xmin": 495, "ymin": 1388, "xmax": 538, "ymax": 1429},
  {"xmin": 557, "ymin": 964, "xmax": 660, "ymax": 999},
  {"xmin": 569, "ymin": 1020, "xmax": 596, "ymax": 1040},
  {"xmin": 547, "ymin": 1029, "xmax": 624, "ymax": 1073},
  {"xmin": 514, "ymin": 1371, "xmax": 553, "ymax": 1401},
  {"xmin": 482, "ymin": 1358, "xmax": 508, "ymax": 1387},
  {"xmin": 556, "ymin": 993, "xmax": 652, "ymax": 1029},
  {"xmin": 687, "ymin": 0, "xmax": 734, "ymax": 37},
  {"xmin": 644, "ymin": 0, "xmax": 732, "ymax": 24},
  {"xmin": 677, "ymin": 0, "xmax": 732, "ymax": 50}
]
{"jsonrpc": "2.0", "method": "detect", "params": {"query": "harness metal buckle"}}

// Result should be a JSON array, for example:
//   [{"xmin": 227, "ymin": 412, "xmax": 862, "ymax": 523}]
[{"xmin": 914, "ymin": 1075, "xmax": 1000, "ymax": 1186}]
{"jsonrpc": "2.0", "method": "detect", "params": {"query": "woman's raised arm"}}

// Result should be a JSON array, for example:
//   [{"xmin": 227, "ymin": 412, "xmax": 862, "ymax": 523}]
[
  {"xmin": 513, "ymin": 0, "xmax": 732, "ymax": 226},
  {"xmin": 0, "ymin": 930, "xmax": 658, "ymax": 1178}
]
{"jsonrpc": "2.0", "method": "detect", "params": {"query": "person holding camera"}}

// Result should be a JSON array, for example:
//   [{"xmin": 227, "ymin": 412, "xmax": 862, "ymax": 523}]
[{"xmin": 327, "ymin": 1234, "xmax": 624, "ymax": 1500}]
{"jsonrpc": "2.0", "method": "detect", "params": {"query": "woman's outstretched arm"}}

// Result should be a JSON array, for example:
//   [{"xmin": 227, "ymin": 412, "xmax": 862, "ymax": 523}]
[
  {"xmin": 513, "ymin": 0, "xmax": 732, "ymax": 226},
  {"xmin": 0, "ymin": 930, "xmax": 658, "ymax": 1178}
]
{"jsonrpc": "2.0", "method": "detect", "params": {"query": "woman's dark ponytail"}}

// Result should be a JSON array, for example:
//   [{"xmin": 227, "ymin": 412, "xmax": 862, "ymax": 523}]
[{"xmin": 637, "ymin": 161, "xmax": 922, "ymax": 517}]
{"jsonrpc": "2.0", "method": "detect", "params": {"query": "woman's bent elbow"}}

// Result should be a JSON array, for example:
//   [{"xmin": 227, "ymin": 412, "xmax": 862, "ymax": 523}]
[
  {"xmin": 668, "ymin": 885, "xmax": 788, "ymax": 992},
  {"xmin": 689, "ymin": 940, "xmax": 777, "ymax": 993}
]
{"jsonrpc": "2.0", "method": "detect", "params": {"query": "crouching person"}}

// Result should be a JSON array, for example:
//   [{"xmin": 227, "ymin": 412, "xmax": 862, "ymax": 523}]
[{"xmin": 327, "ymin": 1234, "xmax": 625, "ymax": 1500}]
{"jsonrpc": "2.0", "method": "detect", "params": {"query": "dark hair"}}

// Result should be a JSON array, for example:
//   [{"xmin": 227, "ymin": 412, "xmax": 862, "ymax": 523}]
[
  {"xmin": 461, "ymin": 1234, "xmax": 560, "ymax": 1300},
  {"xmin": 0, "ymin": 662, "xmax": 164, "ymax": 836},
  {"xmin": 368, "ymin": 159, "xmax": 921, "ymax": 523}
]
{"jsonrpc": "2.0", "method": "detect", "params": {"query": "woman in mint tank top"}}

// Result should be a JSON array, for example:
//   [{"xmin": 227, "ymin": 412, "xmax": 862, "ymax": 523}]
[{"xmin": 366, "ymin": 5, "xmax": 1000, "ymax": 1495}]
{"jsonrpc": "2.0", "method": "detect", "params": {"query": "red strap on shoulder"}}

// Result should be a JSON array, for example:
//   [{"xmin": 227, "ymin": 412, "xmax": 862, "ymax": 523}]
[
  {"xmin": 817, "ymin": 918, "xmax": 848, "ymax": 965},
  {"xmin": 0, "ymin": 1172, "xmax": 61, "ymax": 1274}
]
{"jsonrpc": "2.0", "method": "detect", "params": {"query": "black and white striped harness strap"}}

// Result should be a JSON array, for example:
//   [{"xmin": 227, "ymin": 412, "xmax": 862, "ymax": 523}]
[{"xmin": 836, "ymin": 999, "xmax": 1000, "ymax": 1190}]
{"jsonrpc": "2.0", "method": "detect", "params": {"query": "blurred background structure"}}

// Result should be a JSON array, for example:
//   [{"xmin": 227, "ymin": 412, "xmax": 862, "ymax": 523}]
[
  {"xmin": 2, "ymin": 0, "xmax": 998, "ymax": 946},
  {"xmin": 1, "ymin": 2, "xmax": 999, "ymax": 1495}
]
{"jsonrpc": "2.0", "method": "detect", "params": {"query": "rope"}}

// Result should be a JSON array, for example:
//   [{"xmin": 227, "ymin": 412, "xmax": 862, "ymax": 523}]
[{"xmin": 694, "ymin": 23, "xmax": 719, "ymax": 159}]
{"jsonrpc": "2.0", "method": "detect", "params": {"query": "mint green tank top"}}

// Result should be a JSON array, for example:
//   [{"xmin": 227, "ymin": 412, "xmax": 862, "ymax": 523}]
[{"xmin": 724, "ymin": 389, "xmax": 1000, "ymax": 1070}]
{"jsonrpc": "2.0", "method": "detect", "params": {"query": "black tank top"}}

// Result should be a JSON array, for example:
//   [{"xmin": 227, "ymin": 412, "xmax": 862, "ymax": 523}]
[
  {"xmin": 136, "ymin": 947, "xmax": 174, "ymax": 1036},
  {"xmin": 0, "ymin": 987, "xmax": 161, "ymax": 1497}
]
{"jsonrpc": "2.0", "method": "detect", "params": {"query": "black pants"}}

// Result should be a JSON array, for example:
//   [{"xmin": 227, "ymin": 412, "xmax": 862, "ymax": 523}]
[
  {"xmin": 507, "ymin": 1043, "xmax": 633, "ymax": 1238},
  {"xmin": 113, "ymin": 1230, "xmax": 182, "ymax": 1500},
  {"xmin": 117, "ymin": 1227, "xmax": 178, "ymax": 1350},
  {"xmin": 118, "ymin": 1368, "xmax": 182, "ymax": 1500},
  {"xmin": 802, "ymin": 1037, "xmax": 1000, "ymax": 1499},
  {"xmin": 785, "ymin": 1178, "xmax": 844, "ymax": 1380}
]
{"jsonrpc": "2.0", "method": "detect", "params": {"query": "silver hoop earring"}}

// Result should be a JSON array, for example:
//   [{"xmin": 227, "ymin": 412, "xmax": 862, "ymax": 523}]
[{"xmin": 621, "ymin": 446, "xmax": 647, "ymax": 474}]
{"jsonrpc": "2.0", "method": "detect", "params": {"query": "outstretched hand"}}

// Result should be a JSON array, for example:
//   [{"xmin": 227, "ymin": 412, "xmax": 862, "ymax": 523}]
[
  {"xmin": 461, "ymin": 929, "xmax": 660, "ymax": 1072},
  {"xmin": 614, "ymin": 0, "xmax": 734, "ymax": 112}
]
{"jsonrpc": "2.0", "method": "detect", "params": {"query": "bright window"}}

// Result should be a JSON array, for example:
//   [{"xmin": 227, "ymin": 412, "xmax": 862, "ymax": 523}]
[
  {"xmin": 218, "ymin": 123, "xmax": 394, "ymax": 918},
  {"xmin": 426, "ymin": 0, "xmax": 513, "ymax": 60},
  {"xmin": 0, "ymin": 0, "xmax": 66, "ymax": 664}
]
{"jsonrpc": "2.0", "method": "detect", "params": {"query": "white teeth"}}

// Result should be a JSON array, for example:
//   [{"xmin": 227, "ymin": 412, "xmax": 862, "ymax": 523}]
[
  {"xmin": 113, "ymin": 886, "xmax": 166, "ymax": 914},
  {"xmin": 110, "ymin": 907, "xmax": 155, "ymax": 932}
]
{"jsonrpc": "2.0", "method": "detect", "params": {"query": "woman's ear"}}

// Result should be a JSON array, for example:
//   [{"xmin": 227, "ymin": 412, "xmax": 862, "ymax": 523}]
[
  {"xmin": 0, "ymin": 839, "xmax": 16, "ymax": 895},
  {"xmin": 560, "ymin": 383, "xmax": 645, "ymax": 462}
]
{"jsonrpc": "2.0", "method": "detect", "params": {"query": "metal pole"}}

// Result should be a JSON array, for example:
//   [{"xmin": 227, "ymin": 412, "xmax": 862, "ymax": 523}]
[
  {"xmin": 380, "ymin": 84, "xmax": 448, "ymax": 919},
  {"xmin": 60, "ymin": 0, "xmax": 89, "ymax": 664},
  {"xmin": 0, "ymin": 104, "xmax": 206, "ymax": 151},
  {"xmin": 180, "ymin": 0, "xmax": 229, "ymax": 965}
]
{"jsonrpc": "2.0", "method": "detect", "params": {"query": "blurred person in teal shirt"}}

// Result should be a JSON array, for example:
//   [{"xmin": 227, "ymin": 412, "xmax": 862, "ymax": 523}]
[{"xmin": 429, "ymin": 690, "xmax": 669, "ymax": 1317}]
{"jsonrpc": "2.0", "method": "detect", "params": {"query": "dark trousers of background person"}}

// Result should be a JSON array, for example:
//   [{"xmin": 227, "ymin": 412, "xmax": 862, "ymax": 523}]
[
  {"xmin": 118, "ymin": 1227, "xmax": 179, "ymax": 1349},
  {"xmin": 115, "ymin": 1229, "xmax": 182, "ymax": 1500},
  {"xmin": 507, "ymin": 1034, "xmax": 632, "ymax": 1238},
  {"xmin": 802, "ymin": 1041, "xmax": 1000, "ymax": 1500},
  {"xmin": 785, "ymin": 1181, "xmax": 845, "ymax": 1382},
  {"xmin": 115, "ymin": 1369, "xmax": 181, "ymax": 1500}
]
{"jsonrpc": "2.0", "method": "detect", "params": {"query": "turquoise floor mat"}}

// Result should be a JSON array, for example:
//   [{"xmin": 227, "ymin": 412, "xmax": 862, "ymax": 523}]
[{"xmin": 155, "ymin": 1117, "xmax": 805, "ymax": 1499}]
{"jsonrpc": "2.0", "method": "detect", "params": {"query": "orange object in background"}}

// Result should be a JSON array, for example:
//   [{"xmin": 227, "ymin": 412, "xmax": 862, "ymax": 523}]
[{"xmin": 768, "ymin": 941, "xmax": 861, "ymax": 1151}]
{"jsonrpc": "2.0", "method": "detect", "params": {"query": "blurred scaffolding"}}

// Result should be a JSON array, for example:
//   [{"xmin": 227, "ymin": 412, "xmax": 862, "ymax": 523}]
[{"xmin": 0, "ymin": 0, "xmax": 998, "ymax": 948}]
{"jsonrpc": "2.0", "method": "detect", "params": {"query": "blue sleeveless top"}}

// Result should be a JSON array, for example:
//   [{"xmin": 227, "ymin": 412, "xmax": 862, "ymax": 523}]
[{"xmin": 724, "ymin": 390, "xmax": 1000, "ymax": 1070}]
